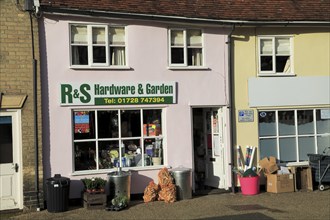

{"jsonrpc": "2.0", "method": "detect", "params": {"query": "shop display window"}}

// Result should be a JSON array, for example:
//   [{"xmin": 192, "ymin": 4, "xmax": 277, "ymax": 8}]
[
  {"xmin": 74, "ymin": 141, "xmax": 96, "ymax": 171},
  {"xmin": 258, "ymin": 108, "xmax": 330, "ymax": 162},
  {"xmin": 73, "ymin": 109, "xmax": 164, "ymax": 172}
]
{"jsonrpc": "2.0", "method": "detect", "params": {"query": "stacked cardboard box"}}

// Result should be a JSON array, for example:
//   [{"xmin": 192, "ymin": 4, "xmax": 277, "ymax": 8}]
[
  {"xmin": 259, "ymin": 156, "xmax": 294, "ymax": 193},
  {"xmin": 266, "ymin": 173, "xmax": 295, "ymax": 193}
]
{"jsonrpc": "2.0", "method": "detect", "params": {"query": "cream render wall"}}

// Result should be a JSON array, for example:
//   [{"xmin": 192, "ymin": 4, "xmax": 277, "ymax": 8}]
[
  {"xmin": 232, "ymin": 27, "xmax": 330, "ymax": 169},
  {"xmin": 232, "ymin": 28, "xmax": 259, "ymax": 151},
  {"xmin": 294, "ymin": 29, "xmax": 330, "ymax": 76}
]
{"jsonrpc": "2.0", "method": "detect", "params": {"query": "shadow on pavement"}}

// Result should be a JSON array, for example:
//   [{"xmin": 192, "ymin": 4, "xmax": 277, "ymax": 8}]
[
  {"xmin": 195, "ymin": 212, "xmax": 274, "ymax": 220},
  {"xmin": 226, "ymin": 204, "xmax": 284, "ymax": 213}
]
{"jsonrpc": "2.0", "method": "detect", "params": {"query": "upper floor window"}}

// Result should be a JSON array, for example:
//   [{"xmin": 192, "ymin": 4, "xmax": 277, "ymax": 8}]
[
  {"xmin": 258, "ymin": 36, "xmax": 293, "ymax": 75},
  {"xmin": 169, "ymin": 29, "xmax": 203, "ymax": 67},
  {"xmin": 70, "ymin": 24, "xmax": 126, "ymax": 67}
]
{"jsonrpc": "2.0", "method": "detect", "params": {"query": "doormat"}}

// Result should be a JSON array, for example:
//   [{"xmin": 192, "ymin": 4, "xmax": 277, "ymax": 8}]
[{"xmin": 226, "ymin": 204, "xmax": 283, "ymax": 213}]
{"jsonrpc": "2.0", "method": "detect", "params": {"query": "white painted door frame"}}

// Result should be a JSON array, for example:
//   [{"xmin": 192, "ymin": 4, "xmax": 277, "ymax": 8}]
[
  {"xmin": 191, "ymin": 107, "xmax": 230, "ymax": 190},
  {"xmin": 0, "ymin": 110, "xmax": 23, "ymax": 210}
]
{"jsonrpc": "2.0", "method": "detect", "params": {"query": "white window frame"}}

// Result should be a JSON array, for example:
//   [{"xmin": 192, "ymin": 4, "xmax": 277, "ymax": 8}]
[
  {"xmin": 70, "ymin": 23, "xmax": 127, "ymax": 69},
  {"xmin": 90, "ymin": 25, "xmax": 109, "ymax": 67},
  {"xmin": 72, "ymin": 108, "xmax": 166, "ymax": 174},
  {"xmin": 168, "ymin": 28, "xmax": 204, "ymax": 68},
  {"xmin": 258, "ymin": 36, "xmax": 294, "ymax": 76},
  {"xmin": 258, "ymin": 108, "xmax": 330, "ymax": 163}
]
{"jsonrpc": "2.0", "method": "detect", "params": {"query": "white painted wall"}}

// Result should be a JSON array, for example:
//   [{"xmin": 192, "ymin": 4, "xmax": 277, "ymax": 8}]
[
  {"xmin": 249, "ymin": 76, "xmax": 330, "ymax": 107},
  {"xmin": 40, "ymin": 15, "xmax": 230, "ymax": 198}
]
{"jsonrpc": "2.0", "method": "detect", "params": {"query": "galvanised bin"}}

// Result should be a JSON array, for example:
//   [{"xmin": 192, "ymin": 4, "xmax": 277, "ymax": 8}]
[
  {"xmin": 107, "ymin": 170, "xmax": 131, "ymax": 202},
  {"xmin": 171, "ymin": 167, "xmax": 192, "ymax": 200}
]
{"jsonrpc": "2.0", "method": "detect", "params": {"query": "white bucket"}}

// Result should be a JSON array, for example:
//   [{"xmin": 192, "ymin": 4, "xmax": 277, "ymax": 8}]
[{"xmin": 152, "ymin": 157, "xmax": 162, "ymax": 165}]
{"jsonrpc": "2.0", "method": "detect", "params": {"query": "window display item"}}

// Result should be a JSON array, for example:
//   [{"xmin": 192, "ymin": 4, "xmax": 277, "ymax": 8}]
[
  {"xmin": 146, "ymin": 145, "xmax": 154, "ymax": 157},
  {"xmin": 143, "ymin": 124, "xmax": 161, "ymax": 136},
  {"xmin": 152, "ymin": 157, "xmax": 162, "ymax": 165}
]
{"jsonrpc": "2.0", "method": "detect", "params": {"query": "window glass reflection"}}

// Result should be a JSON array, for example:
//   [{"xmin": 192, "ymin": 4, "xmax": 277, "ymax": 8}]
[
  {"xmin": 74, "ymin": 142, "xmax": 96, "ymax": 171},
  {"xmin": 278, "ymin": 111, "xmax": 295, "ymax": 136},
  {"xmin": 0, "ymin": 116, "xmax": 13, "ymax": 164},
  {"xmin": 317, "ymin": 136, "xmax": 330, "ymax": 154},
  {"xmin": 279, "ymin": 138, "xmax": 296, "ymax": 162},
  {"xmin": 259, "ymin": 111, "xmax": 276, "ymax": 137},
  {"xmin": 316, "ymin": 109, "xmax": 330, "ymax": 134},
  {"xmin": 98, "ymin": 111, "xmax": 119, "ymax": 138},
  {"xmin": 121, "ymin": 110, "xmax": 141, "ymax": 137},
  {"xmin": 259, "ymin": 138, "xmax": 277, "ymax": 159},
  {"xmin": 298, "ymin": 136, "xmax": 315, "ymax": 161},
  {"xmin": 297, "ymin": 110, "xmax": 314, "ymax": 135}
]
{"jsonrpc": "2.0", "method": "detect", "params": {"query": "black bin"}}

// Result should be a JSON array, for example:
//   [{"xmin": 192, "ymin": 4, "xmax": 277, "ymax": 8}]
[{"xmin": 45, "ymin": 174, "xmax": 70, "ymax": 212}]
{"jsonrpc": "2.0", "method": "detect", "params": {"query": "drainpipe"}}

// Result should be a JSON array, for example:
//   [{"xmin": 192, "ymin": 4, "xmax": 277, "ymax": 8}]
[
  {"xmin": 29, "ymin": 10, "xmax": 41, "ymax": 211},
  {"xmin": 226, "ymin": 24, "xmax": 236, "ymax": 193}
]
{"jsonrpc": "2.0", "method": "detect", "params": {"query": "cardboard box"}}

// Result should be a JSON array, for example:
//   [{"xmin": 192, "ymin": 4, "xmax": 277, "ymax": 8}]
[
  {"xmin": 266, "ymin": 173, "xmax": 295, "ymax": 193},
  {"xmin": 288, "ymin": 166, "xmax": 313, "ymax": 191},
  {"xmin": 259, "ymin": 156, "xmax": 279, "ymax": 174}
]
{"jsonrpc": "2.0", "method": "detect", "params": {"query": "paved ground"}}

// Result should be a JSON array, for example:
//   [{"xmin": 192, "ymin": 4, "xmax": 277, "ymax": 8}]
[{"xmin": 3, "ymin": 189, "xmax": 330, "ymax": 220}]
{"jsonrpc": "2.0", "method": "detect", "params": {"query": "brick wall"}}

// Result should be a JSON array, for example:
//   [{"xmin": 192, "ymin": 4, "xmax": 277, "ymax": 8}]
[{"xmin": 0, "ymin": 0, "xmax": 43, "ymax": 210}]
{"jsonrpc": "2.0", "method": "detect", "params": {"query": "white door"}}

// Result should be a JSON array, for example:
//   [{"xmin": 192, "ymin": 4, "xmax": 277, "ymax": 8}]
[
  {"xmin": 204, "ymin": 108, "xmax": 227, "ymax": 189},
  {"xmin": 0, "ymin": 111, "xmax": 22, "ymax": 210}
]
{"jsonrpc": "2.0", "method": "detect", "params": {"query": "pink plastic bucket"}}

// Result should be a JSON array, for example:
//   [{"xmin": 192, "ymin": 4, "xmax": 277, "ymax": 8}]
[{"xmin": 239, "ymin": 176, "xmax": 260, "ymax": 195}]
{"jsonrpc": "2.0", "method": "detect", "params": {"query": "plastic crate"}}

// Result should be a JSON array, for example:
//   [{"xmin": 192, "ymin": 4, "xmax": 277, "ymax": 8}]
[
  {"xmin": 308, "ymin": 154, "xmax": 330, "ymax": 183},
  {"xmin": 308, "ymin": 154, "xmax": 330, "ymax": 163}
]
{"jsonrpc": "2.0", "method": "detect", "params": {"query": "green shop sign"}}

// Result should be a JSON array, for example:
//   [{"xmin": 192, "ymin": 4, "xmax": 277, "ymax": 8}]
[{"xmin": 60, "ymin": 82, "xmax": 177, "ymax": 106}]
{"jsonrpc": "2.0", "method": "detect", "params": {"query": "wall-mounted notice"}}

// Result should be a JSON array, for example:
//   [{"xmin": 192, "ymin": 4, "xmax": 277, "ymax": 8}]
[
  {"xmin": 321, "ymin": 109, "xmax": 330, "ymax": 119},
  {"xmin": 238, "ymin": 109, "xmax": 254, "ymax": 122}
]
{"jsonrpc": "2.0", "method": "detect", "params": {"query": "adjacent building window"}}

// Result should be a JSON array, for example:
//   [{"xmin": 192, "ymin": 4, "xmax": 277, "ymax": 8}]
[
  {"xmin": 70, "ymin": 24, "xmax": 126, "ymax": 67},
  {"xmin": 258, "ymin": 109, "xmax": 330, "ymax": 163},
  {"xmin": 258, "ymin": 36, "xmax": 293, "ymax": 75},
  {"xmin": 169, "ymin": 29, "xmax": 203, "ymax": 67},
  {"xmin": 73, "ymin": 109, "xmax": 164, "ymax": 172}
]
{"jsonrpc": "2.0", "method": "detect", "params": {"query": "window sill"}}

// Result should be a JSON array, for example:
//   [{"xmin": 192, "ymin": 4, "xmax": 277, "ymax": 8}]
[
  {"xmin": 258, "ymin": 73, "xmax": 296, "ymax": 77},
  {"xmin": 70, "ymin": 66, "xmax": 133, "ymax": 70},
  {"xmin": 168, "ymin": 66, "xmax": 210, "ymax": 71},
  {"xmin": 71, "ymin": 165, "xmax": 171, "ymax": 176}
]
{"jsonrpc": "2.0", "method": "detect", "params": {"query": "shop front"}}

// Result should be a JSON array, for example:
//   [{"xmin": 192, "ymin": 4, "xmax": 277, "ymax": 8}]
[
  {"xmin": 61, "ymin": 82, "xmax": 176, "ymax": 173},
  {"xmin": 40, "ymin": 15, "xmax": 232, "ymax": 198},
  {"xmin": 52, "ymin": 81, "xmax": 232, "ymax": 198}
]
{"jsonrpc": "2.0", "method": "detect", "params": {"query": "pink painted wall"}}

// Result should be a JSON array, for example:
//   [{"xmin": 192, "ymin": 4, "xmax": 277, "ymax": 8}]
[{"xmin": 40, "ymin": 15, "xmax": 230, "ymax": 198}]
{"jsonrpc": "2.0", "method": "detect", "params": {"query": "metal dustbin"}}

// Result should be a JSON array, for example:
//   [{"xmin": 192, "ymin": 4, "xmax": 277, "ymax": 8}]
[
  {"xmin": 45, "ymin": 174, "xmax": 70, "ymax": 212},
  {"xmin": 171, "ymin": 167, "xmax": 192, "ymax": 200},
  {"xmin": 107, "ymin": 170, "xmax": 131, "ymax": 202}
]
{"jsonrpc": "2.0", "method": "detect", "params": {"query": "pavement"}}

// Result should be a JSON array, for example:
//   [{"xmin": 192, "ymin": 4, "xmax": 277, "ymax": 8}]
[{"xmin": 3, "ymin": 189, "xmax": 330, "ymax": 220}]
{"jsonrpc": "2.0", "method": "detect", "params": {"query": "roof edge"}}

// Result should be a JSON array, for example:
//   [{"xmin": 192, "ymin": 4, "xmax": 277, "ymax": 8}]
[{"xmin": 40, "ymin": 7, "xmax": 330, "ymax": 27}]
